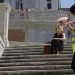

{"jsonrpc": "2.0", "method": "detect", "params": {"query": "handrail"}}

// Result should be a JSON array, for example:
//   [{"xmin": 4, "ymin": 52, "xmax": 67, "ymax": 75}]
[
  {"xmin": 0, "ymin": 41, "xmax": 5, "ymax": 48},
  {"xmin": 0, "ymin": 36, "xmax": 5, "ymax": 48}
]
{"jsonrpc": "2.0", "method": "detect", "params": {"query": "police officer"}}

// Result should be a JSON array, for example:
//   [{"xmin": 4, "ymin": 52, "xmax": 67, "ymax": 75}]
[
  {"xmin": 70, "ymin": 4, "xmax": 75, "ymax": 71},
  {"xmin": 70, "ymin": 4, "xmax": 75, "ymax": 16}
]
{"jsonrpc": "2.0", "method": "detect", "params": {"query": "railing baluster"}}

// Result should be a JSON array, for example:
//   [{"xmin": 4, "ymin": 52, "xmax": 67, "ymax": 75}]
[{"xmin": 9, "ymin": 9, "xmax": 69, "ymax": 23}]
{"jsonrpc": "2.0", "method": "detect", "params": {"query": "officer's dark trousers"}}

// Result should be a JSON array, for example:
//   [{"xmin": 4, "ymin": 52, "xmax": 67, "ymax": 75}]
[{"xmin": 71, "ymin": 52, "xmax": 75, "ymax": 71}]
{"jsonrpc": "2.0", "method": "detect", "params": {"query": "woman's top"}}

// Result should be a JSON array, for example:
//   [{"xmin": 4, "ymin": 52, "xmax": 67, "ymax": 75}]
[
  {"xmin": 55, "ymin": 24, "xmax": 64, "ymax": 33},
  {"xmin": 53, "ymin": 32, "xmax": 66, "ymax": 41},
  {"xmin": 53, "ymin": 33, "xmax": 63, "ymax": 38}
]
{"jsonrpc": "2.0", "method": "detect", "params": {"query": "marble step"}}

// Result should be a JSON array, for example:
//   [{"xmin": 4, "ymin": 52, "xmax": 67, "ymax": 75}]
[
  {"xmin": 1, "ymin": 54, "xmax": 73, "ymax": 59},
  {"xmin": 3, "ymin": 50, "xmax": 43, "ymax": 53},
  {"xmin": 2, "ymin": 52, "xmax": 43, "ymax": 56},
  {"xmin": 2, "ymin": 53, "xmax": 73, "ymax": 57},
  {"xmin": 2, "ymin": 51, "xmax": 72, "ymax": 56},
  {"xmin": 5, "ymin": 45, "xmax": 72, "ymax": 50},
  {"xmin": 3, "ymin": 49, "xmax": 72, "ymax": 53},
  {"xmin": 0, "ymin": 45, "xmax": 73, "ymax": 75},
  {"xmin": 5, "ymin": 47, "xmax": 43, "ymax": 50},
  {"xmin": 5, "ymin": 47, "xmax": 72, "ymax": 51},
  {"xmin": 3, "ymin": 50, "xmax": 72, "ymax": 53},
  {"xmin": 0, "ymin": 57, "xmax": 72, "ymax": 62},
  {"xmin": 0, "ymin": 69, "xmax": 74, "ymax": 75},
  {"xmin": 0, "ymin": 61, "xmax": 71, "ymax": 65},
  {"xmin": 0, "ymin": 65, "xmax": 71, "ymax": 71}
]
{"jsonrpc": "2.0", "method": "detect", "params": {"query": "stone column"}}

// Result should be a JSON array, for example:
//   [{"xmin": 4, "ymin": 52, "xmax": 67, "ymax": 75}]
[{"xmin": 0, "ymin": 3, "xmax": 11, "ymax": 47}]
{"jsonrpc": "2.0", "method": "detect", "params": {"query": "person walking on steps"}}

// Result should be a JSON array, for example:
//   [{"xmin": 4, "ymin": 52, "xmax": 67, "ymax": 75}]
[{"xmin": 51, "ymin": 21, "xmax": 66, "ymax": 55}]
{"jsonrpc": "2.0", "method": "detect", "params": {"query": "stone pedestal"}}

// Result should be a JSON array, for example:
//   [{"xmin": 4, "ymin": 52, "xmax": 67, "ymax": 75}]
[{"xmin": 0, "ymin": 3, "xmax": 11, "ymax": 47}]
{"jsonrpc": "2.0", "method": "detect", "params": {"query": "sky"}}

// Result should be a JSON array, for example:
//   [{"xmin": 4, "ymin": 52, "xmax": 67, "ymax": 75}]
[{"xmin": 60, "ymin": 0, "xmax": 75, "ymax": 8}]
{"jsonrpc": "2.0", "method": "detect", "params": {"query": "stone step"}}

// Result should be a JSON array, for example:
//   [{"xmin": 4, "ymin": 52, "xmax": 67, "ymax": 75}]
[
  {"xmin": 5, "ymin": 47, "xmax": 72, "ymax": 51},
  {"xmin": 64, "ymin": 46, "xmax": 72, "ymax": 49},
  {"xmin": 0, "ymin": 44, "xmax": 73, "ymax": 75},
  {"xmin": 2, "ymin": 51, "xmax": 72, "ymax": 56},
  {"xmin": 2, "ymin": 53, "xmax": 73, "ymax": 57},
  {"xmin": 0, "ymin": 60, "xmax": 71, "ymax": 65},
  {"xmin": 4, "ymin": 49, "xmax": 43, "ymax": 51},
  {"xmin": 2, "ymin": 52, "xmax": 43, "ymax": 56},
  {"xmin": 3, "ymin": 49, "xmax": 72, "ymax": 53},
  {"xmin": 1, "ymin": 54, "xmax": 73, "ymax": 59},
  {"xmin": 5, "ymin": 47, "xmax": 44, "ymax": 50},
  {"xmin": 0, "ymin": 69, "xmax": 74, "ymax": 75},
  {"xmin": 64, "ymin": 44, "xmax": 72, "ymax": 46},
  {"xmin": 64, "ymin": 45, "xmax": 72, "ymax": 47},
  {"xmin": 4, "ymin": 49, "xmax": 72, "ymax": 54},
  {"xmin": 9, "ymin": 45, "xmax": 44, "ymax": 48},
  {"xmin": 5, "ymin": 45, "xmax": 72, "ymax": 50},
  {"xmin": 3, "ymin": 51, "xmax": 72, "ymax": 56},
  {"xmin": 0, "ymin": 65, "xmax": 71, "ymax": 71},
  {"xmin": 3, "ymin": 50, "xmax": 43, "ymax": 53},
  {"xmin": 4, "ymin": 48, "xmax": 43, "ymax": 51},
  {"xmin": 59, "ymin": 51, "xmax": 72, "ymax": 54},
  {"xmin": 64, "ymin": 49, "xmax": 72, "ymax": 51},
  {"xmin": 0, "ymin": 58, "xmax": 72, "ymax": 62},
  {"xmin": 0, "ymin": 57, "xmax": 72, "ymax": 62},
  {"xmin": 9, "ymin": 44, "xmax": 71, "ymax": 47},
  {"xmin": 3, "ymin": 50, "xmax": 72, "ymax": 53}
]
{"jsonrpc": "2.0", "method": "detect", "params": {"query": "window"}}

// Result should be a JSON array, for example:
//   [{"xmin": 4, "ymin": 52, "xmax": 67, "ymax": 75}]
[
  {"xmin": 47, "ymin": 0, "xmax": 51, "ymax": 2},
  {"xmin": 47, "ymin": 3, "xmax": 51, "ymax": 9},
  {"xmin": 47, "ymin": 0, "xmax": 52, "ymax": 9},
  {"xmin": 15, "ymin": 0, "xmax": 23, "ymax": 9},
  {"xmin": 20, "ymin": 2, "xmax": 23, "ymax": 9},
  {"xmin": 16, "ymin": 1, "xmax": 19, "ymax": 9}
]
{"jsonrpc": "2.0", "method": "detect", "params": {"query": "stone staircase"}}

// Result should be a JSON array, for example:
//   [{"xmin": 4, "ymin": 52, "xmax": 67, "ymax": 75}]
[{"xmin": 0, "ymin": 44, "xmax": 75, "ymax": 75}]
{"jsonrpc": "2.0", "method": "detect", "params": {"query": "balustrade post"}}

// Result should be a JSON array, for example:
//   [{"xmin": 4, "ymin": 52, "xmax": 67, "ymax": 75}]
[{"xmin": 0, "ymin": 3, "xmax": 11, "ymax": 47}]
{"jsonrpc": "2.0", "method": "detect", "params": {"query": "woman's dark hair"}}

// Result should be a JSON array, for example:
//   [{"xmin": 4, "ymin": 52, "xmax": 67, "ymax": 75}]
[{"xmin": 70, "ymin": 4, "xmax": 75, "ymax": 15}]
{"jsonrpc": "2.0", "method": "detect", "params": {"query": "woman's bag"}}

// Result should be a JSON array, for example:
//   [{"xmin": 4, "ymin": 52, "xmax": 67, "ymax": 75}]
[{"xmin": 43, "ymin": 41, "xmax": 54, "ymax": 54}]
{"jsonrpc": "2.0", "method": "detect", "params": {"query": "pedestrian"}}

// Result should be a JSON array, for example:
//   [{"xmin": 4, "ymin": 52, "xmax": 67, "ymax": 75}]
[
  {"xmin": 70, "ymin": 4, "xmax": 75, "ymax": 16},
  {"xmin": 51, "ymin": 21, "xmax": 66, "ymax": 55},
  {"xmin": 65, "ymin": 19, "xmax": 74, "ymax": 44},
  {"xmin": 70, "ymin": 4, "xmax": 75, "ymax": 71}
]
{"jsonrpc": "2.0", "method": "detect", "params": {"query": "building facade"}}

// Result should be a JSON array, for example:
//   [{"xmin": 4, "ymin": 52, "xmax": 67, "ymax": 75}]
[
  {"xmin": 0, "ymin": 0, "xmax": 70, "ymax": 43},
  {"xmin": 2, "ymin": 0, "xmax": 60, "ymax": 10}
]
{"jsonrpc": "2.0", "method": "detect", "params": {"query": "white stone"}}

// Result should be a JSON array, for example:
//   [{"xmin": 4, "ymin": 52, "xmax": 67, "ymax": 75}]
[{"xmin": 0, "ymin": 3, "xmax": 11, "ymax": 47}]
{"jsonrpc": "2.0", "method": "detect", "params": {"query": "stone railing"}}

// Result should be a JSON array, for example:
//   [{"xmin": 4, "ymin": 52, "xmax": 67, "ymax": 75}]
[
  {"xmin": 0, "ymin": 3, "xmax": 11, "ymax": 56},
  {"xmin": 9, "ymin": 9, "xmax": 70, "ymax": 23},
  {"xmin": 10, "ymin": 9, "xmax": 30, "ymax": 22},
  {"xmin": 29, "ymin": 10, "xmax": 69, "ymax": 22},
  {"xmin": 0, "ymin": 35, "xmax": 5, "ymax": 57},
  {"xmin": 0, "ymin": 3, "xmax": 11, "ymax": 47}
]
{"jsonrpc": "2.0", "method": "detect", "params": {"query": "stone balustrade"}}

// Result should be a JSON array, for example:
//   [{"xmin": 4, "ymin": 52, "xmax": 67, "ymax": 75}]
[
  {"xmin": 9, "ymin": 9, "xmax": 69, "ymax": 23},
  {"xmin": 0, "ymin": 35, "xmax": 5, "ymax": 57},
  {"xmin": 0, "ymin": 3, "xmax": 11, "ymax": 47}
]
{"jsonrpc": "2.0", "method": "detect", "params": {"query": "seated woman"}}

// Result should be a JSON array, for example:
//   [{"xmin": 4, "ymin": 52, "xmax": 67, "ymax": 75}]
[{"xmin": 51, "ymin": 21, "xmax": 66, "ymax": 55}]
